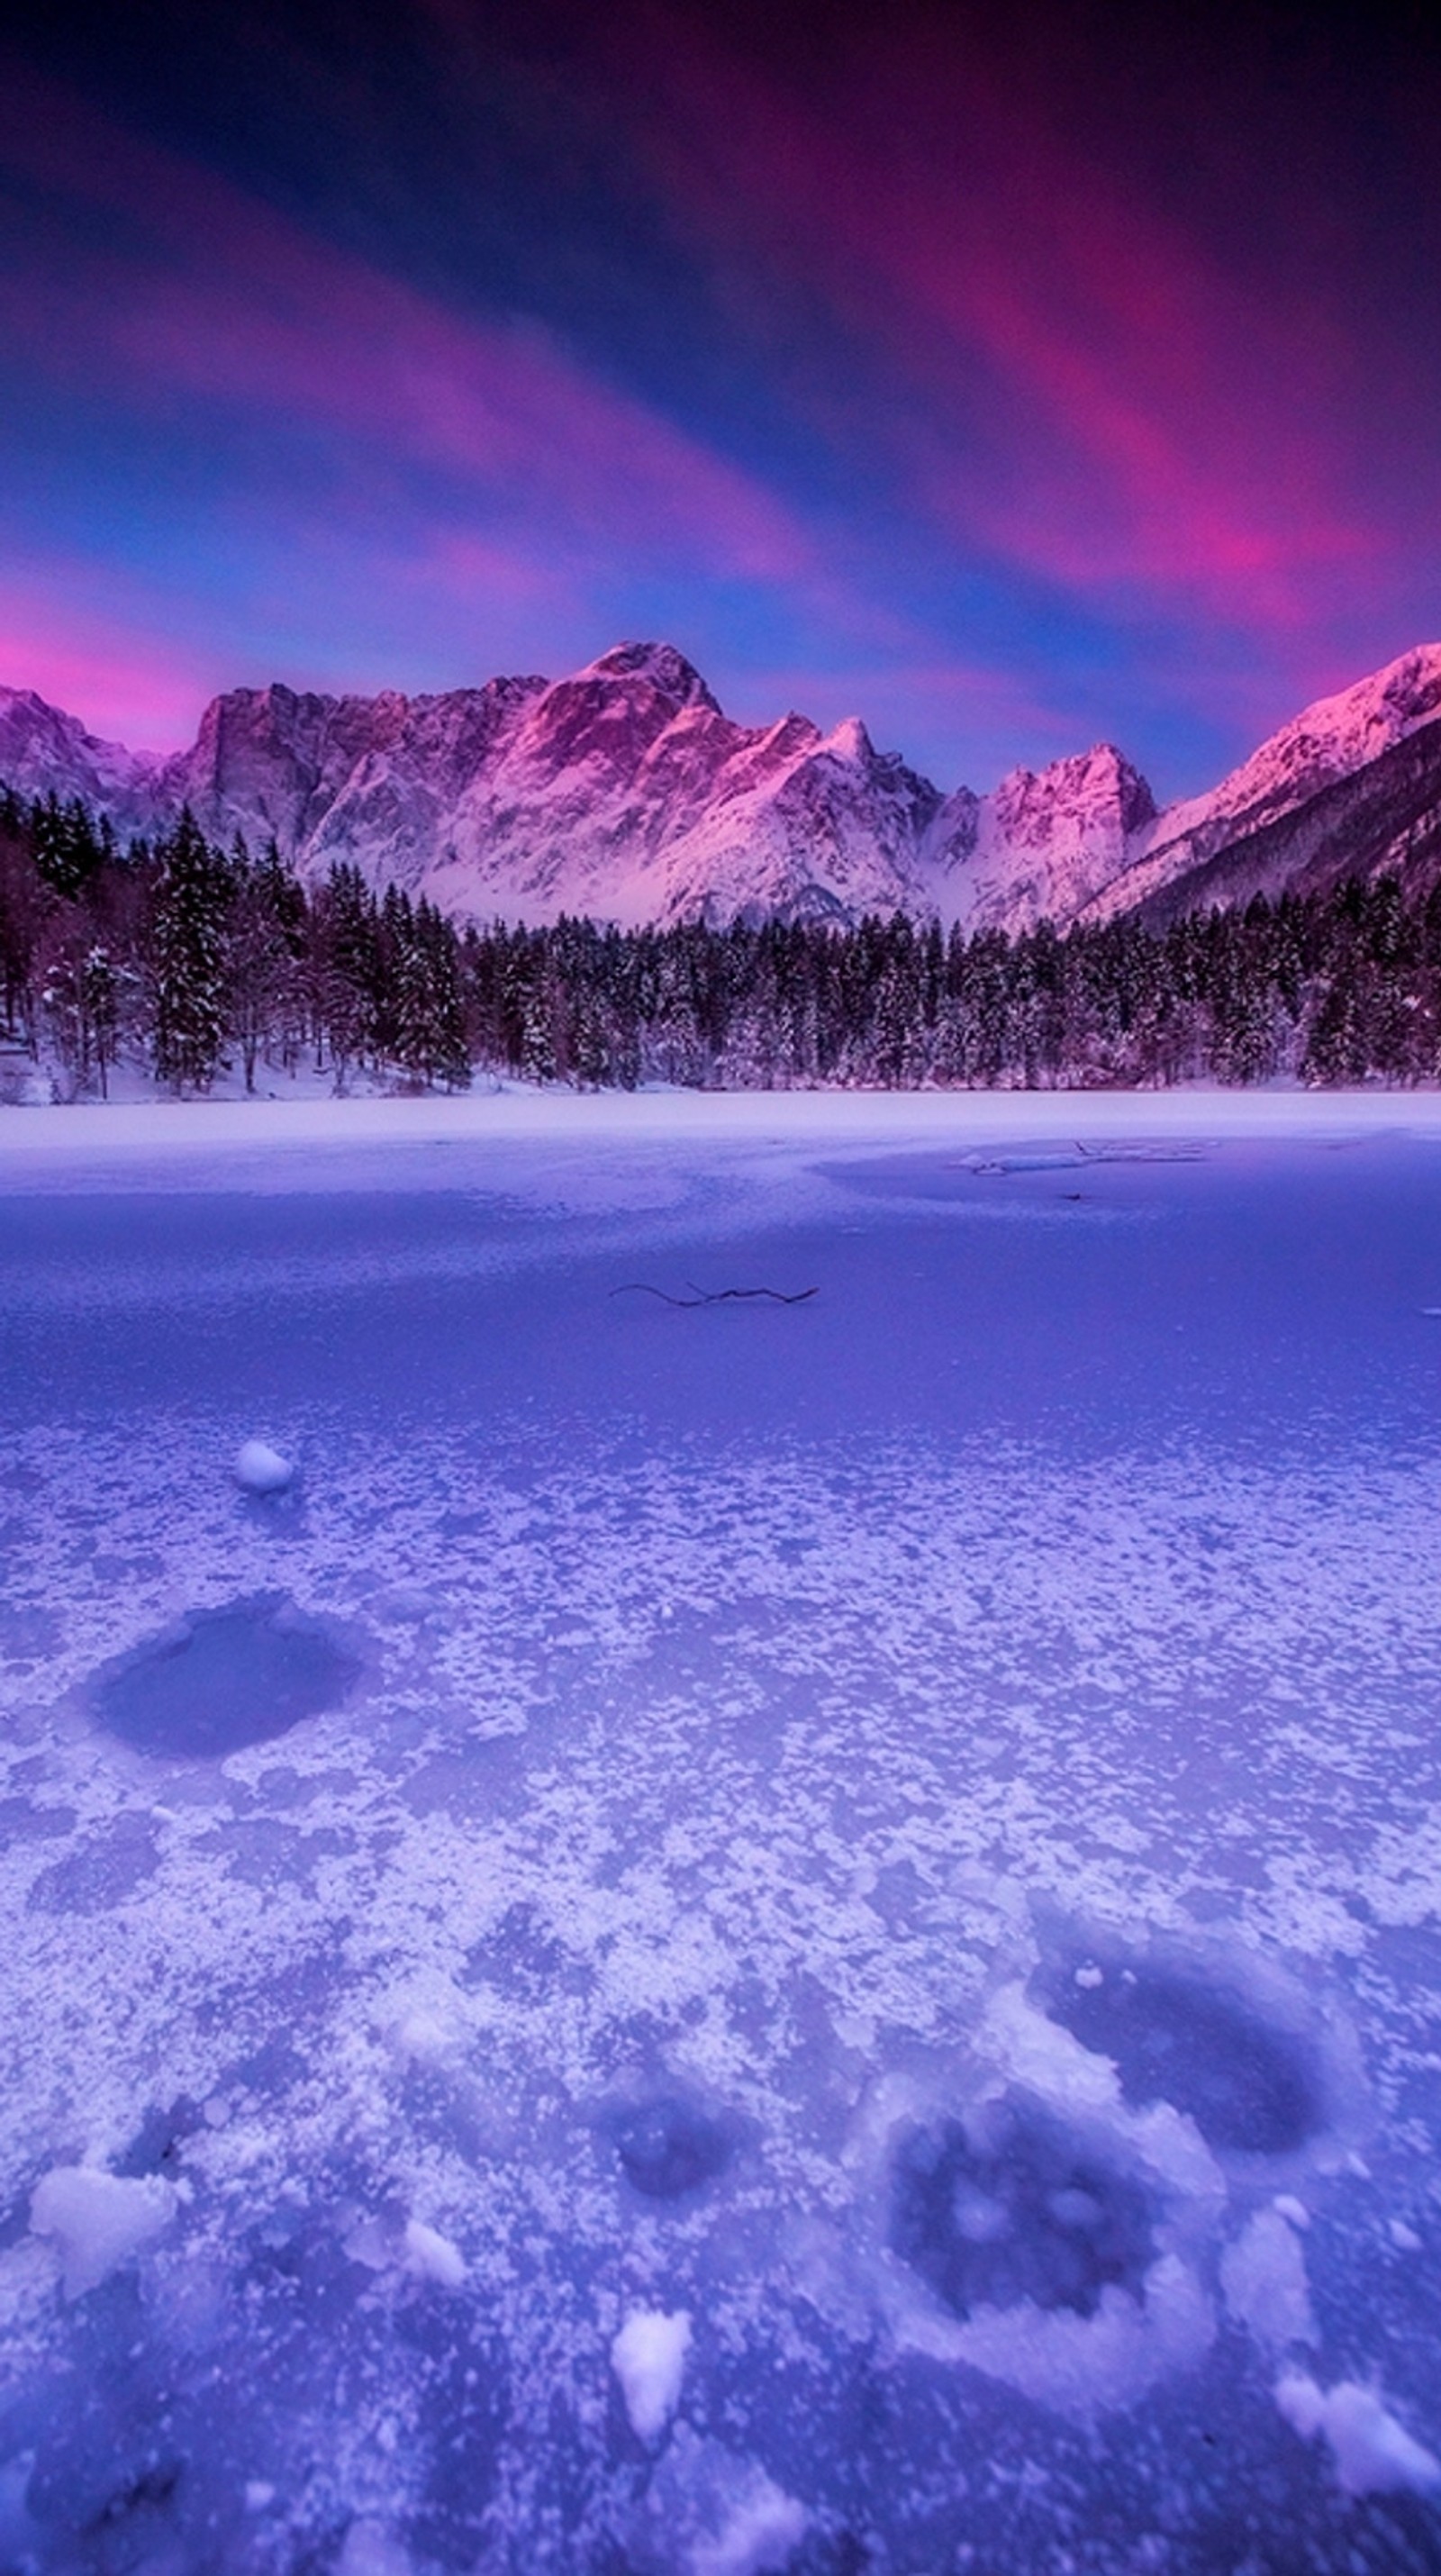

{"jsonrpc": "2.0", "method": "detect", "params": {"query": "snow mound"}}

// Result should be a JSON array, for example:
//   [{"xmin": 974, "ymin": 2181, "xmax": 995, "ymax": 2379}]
[
  {"xmin": 234, "ymin": 1438, "xmax": 295, "ymax": 1494},
  {"xmin": 402, "ymin": 2218, "xmax": 467, "ymax": 2288},
  {"xmin": 1276, "ymin": 2372, "xmax": 1441, "ymax": 2497},
  {"xmin": 30, "ymin": 2164, "xmax": 177, "ymax": 2297},
  {"xmin": 1219, "ymin": 2209, "xmax": 1314, "ymax": 2350},
  {"xmin": 612, "ymin": 2308, "xmax": 693, "ymax": 2441}
]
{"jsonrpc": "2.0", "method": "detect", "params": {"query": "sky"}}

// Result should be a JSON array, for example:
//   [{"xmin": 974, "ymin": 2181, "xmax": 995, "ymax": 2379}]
[{"xmin": 2, "ymin": 0, "xmax": 1440, "ymax": 796}]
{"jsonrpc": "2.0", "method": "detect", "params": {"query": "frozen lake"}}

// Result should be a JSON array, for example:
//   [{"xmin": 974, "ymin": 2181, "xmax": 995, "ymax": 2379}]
[{"xmin": 2, "ymin": 1094, "xmax": 1440, "ymax": 2574}]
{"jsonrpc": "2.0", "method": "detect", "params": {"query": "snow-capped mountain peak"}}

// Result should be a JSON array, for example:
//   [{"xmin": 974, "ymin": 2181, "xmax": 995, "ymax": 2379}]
[
  {"xmin": 575, "ymin": 639, "xmax": 721, "ymax": 712},
  {"xmin": 5, "ymin": 639, "xmax": 1441, "ymax": 934},
  {"xmin": 1081, "ymin": 642, "xmax": 1441, "ymax": 923},
  {"xmin": 920, "ymin": 739, "xmax": 1157, "ymax": 930}
]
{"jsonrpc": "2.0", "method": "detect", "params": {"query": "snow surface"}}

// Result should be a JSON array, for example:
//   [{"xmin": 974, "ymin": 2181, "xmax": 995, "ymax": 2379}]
[{"xmin": 3, "ymin": 1091, "xmax": 1441, "ymax": 2571}]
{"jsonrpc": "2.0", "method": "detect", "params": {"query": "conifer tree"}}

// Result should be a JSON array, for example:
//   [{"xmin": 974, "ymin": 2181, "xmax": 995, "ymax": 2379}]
[
  {"xmin": 150, "ymin": 811, "xmax": 231, "ymax": 1093},
  {"xmin": 229, "ymin": 837, "xmax": 307, "ymax": 1092},
  {"xmin": 312, "ymin": 863, "xmax": 382, "ymax": 1084}
]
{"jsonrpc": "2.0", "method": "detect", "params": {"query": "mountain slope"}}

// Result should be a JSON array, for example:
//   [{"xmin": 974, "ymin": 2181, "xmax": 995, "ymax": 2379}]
[
  {"xmin": 0, "ymin": 688, "xmax": 159, "ymax": 835},
  {"xmin": 1081, "ymin": 645, "xmax": 1441, "ymax": 925},
  {"xmin": 5, "ymin": 639, "xmax": 1441, "ymax": 933},
  {"xmin": 1124, "ymin": 715, "xmax": 1441, "ymax": 930}
]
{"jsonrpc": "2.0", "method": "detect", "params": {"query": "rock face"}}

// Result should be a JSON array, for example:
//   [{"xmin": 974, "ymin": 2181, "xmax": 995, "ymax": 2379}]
[
  {"xmin": 0, "ymin": 690, "xmax": 160, "ymax": 838},
  {"xmin": 921, "ymin": 743, "xmax": 1156, "ymax": 932},
  {"xmin": 5, "ymin": 638, "xmax": 1441, "ymax": 933}
]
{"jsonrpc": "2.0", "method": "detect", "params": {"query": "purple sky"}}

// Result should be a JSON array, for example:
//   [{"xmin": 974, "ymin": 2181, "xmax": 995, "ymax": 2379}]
[{"xmin": 3, "ymin": 0, "xmax": 1440, "ymax": 795}]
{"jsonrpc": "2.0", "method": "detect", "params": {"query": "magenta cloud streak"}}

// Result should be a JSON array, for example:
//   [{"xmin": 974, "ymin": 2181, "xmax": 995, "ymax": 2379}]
[
  {"xmin": 5, "ymin": 65, "xmax": 1065, "ymax": 768},
  {"xmin": 612, "ymin": 12, "xmax": 1382, "ymax": 654},
  {"xmin": 1, "ymin": 76, "xmax": 816, "ymax": 593}
]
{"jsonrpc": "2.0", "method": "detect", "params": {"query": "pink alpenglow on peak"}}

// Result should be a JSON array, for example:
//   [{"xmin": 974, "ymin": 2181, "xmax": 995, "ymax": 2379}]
[
  {"xmin": 1083, "ymin": 641, "xmax": 1441, "ymax": 927},
  {"xmin": 924, "ymin": 742, "xmax": 1158, "ymax": 933},
  {"xmin": 5, "ymin": 639, "xmax": 1441, "ymax": 939}
]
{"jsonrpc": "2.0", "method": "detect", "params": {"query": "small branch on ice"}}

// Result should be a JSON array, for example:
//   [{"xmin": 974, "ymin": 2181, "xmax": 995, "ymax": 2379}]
[{"xmin": 611, "ymin": 1283, "xmax": 819, "ymax": 1308}]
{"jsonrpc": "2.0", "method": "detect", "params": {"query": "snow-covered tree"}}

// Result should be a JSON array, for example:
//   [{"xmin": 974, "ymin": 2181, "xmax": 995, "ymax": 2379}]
[
  {"xmin": 150, "ymin": 811, "xmax": 231, "ymax": 1093},
  {"xmin": 228, "ymin": 838, "xmax": 307, "ymax": 1092}
]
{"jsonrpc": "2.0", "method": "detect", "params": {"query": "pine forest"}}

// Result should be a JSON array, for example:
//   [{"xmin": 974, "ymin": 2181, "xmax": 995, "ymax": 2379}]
[{"xmin": 5, "ymin": 785, "xmax": 1441, "ymax": 1100}]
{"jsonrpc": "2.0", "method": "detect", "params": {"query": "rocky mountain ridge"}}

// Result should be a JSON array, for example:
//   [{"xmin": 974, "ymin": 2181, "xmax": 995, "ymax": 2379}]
[{"xmin": 5, "ymin": 638, "xmax": 1441, "ymax": 934}]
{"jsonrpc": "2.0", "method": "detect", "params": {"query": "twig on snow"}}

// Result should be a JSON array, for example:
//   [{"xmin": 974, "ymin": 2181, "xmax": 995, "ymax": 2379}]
[{"xmin": 611, "ymin": 1283, "xmax": 819, "ymax": 1308}]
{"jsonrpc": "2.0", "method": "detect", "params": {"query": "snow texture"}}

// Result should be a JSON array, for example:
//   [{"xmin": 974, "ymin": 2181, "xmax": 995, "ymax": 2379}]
[{"xmin": 3, "ymin": 1092, "xmax": 1441, "ymax": 2571}]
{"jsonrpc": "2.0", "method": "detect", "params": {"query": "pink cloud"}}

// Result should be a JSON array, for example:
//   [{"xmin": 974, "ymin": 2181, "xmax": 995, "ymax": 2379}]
[
  {"xmin": 0, "ymin": 563, "xmax": 232, "ymax": 748},
  {"xmin": 0, "ymin": 68, "xmax": 818, "ymax": 595},
  {"xmin": 601, "ymin": 11, "xmax": 1380, "ymax": 641}
]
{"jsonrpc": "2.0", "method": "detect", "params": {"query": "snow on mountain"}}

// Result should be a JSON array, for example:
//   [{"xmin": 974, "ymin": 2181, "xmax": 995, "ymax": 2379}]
[
  {"xmin": 160, "ymin": 670, "xmax": 551, "ymax": 890},
  {"xmin": 921, "ymin": 743, "xmax": 1156, "ymax": 932},
  {"xmin": 5, "ymin": 639, "xmax": 1441, "ymax": 933},
  {"xmin": 1081, "ymin": 644, "xmax": 1441, "ymax": 925},
  {"xmin": 1119, "ymin": 712, "xmax": 1441, "ymax": 930},
  {"xmin": 120, "ymin": 641, "xmax": 942, "ymax": 927},
  {"xmin": 411, "ymin": 649, "xmax": 941, "ymax": 926},
  {"xmin": 0, "ymin": 687, "xmax": 160, "ymax": 836}
]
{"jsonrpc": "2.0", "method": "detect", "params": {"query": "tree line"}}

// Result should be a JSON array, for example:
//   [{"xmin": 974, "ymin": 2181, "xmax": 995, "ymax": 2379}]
[{"xmin": 5, "ymin": 784, "xmax": 1441, "ymax": 1096}]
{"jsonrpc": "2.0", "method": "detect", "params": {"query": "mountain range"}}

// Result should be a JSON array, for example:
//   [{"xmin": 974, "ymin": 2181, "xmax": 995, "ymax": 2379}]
[{"xmin": 4, "ymin": 637, "xmax": 1441, "ymax": 935}]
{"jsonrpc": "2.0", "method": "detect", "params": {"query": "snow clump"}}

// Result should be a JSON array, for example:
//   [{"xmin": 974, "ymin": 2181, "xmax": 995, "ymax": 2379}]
[
  {"xmin": 234, "ymin": 1438, "xmax": 295, "ymax": 1494},
  {"xmin": 612, "ymin": 2308, "xmax": 693, "ymax": 2440},
  {"xmin": 30, "ymin": 2164, "xmax": 177, "ymax": 2296},
  {"xmin": 402, "ymin": 2218, "xmax": 467, "ymax": 2288},
  {"xmin": 1276, "ymin": 2373, "xmax": 1441, "ymax": 2496}
]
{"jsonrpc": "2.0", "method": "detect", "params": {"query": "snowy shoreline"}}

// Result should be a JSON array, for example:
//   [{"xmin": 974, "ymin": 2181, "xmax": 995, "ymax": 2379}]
[{"xmin": 5, "ymin": 1082, "xmax": 1441, "ymax": 1193}]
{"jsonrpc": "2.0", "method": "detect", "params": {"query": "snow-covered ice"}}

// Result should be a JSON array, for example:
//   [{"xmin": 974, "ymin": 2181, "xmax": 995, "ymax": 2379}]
[{"xmin": 3, "ymin": 1089, "xmax": 1441, "ymax": 2571}]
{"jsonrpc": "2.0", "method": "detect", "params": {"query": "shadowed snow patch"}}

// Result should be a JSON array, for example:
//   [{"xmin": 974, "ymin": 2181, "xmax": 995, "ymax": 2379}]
[
  {"xmin": 1044, "ymin": 1958, "xmax": 1323, "ymax": 2154},
  {"xmin": 630, "ymin": 2427, "xmax": 806, "ymax": 2575},
  {"xmin": 95, "ymin": 1592, "xmax": 359, "ymax": 1756},
  {"xmin": 890, "ymin": 2096, "xmax": 1156, "ymax": 2321},
  {"xmin": 609, "ymin": 2094, "xmax": 734, "ymax": 2200}
]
